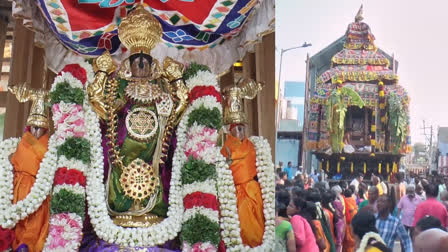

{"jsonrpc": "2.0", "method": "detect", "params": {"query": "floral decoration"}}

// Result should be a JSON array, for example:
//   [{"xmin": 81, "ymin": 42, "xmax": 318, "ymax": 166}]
[
  {"xmin": 43, "ymin": 62, "xmax": 92, "ymax": 251},
  {"xmin": 49, "ymin": 81, "xmax": 85, "ymax": 106},
  {"xmin": 43, "ymin": 213, "xmax": 83, "ymax": 251},
  {"xmin": 56, "ymin": 137, "xmax": 91, "ymax": 164},
  {"xmin": 189, "ymin": 86, "xmax": 222, "ymax": 103},
  {"xmin": 58, "ymin": 64, "xmax": 88, "ymax": 85}
]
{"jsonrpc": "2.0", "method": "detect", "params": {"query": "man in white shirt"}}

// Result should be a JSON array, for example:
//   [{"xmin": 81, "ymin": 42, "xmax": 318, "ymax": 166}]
[{"xmin": 350, "ymin": 173, "xmax": 364, "ymax": 193}]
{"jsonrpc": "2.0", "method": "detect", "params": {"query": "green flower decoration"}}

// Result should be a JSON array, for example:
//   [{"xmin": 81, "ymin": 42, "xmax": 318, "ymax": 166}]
[
  {"xmin": 187, "ymin": 106, "xmax": 222, "ymax": 130},
  {"xmin": 181, "ymin": 157, "xmax": 216, "ymax": 185},
  {"xmin": 57, "ymin": 137, "xmax": 91, "ymax": 164},
  {"xmin": 50, "ymin": 82, "xmax": 84, "ymax": 105},
  {"xmin": 183, "ymin": 63, "xmax": 211, "ymax": 80},
  {"xmin": 50, "ymin": 189, "xmax": 85, "ymax": 220},
  {"xmin": 181, "ymin": 214, "xmax": 220, "ymax": 247}
]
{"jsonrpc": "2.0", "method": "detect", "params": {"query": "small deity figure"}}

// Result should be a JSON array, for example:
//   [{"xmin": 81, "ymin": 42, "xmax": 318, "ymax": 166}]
[
  {"xmin": 8, "ymin": 84, "xmax": 51, "ymax": 252},
  {"xmin": 220, "ymin": 79, "xmax": 265, "ymax": 247},
  {"xmin": 86, "ymin": 4, "xmax": 189, "ymax": 227}
]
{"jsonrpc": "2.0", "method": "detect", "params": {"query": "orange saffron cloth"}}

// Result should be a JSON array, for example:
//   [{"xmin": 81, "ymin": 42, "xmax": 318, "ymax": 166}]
[
  {"xmin": 342, "ymin": 196, "xmax": 358, "ymax": 252},
  {"xmin": 10, "ymin": 132, "xmax": 50, "ymax": 252},
  {"xmin": 221, "ymin": 135, "xmax": 265, "ymax": 247}
]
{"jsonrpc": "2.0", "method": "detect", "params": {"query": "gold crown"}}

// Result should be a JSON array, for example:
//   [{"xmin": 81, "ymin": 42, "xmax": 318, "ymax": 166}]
[
  {"xmin": 118, "ymin": 4, "xmax": 162, "ymax": 56},
  {"xmin": 222, "ymin": 79, "xmax": 263, "ymax": 125}
]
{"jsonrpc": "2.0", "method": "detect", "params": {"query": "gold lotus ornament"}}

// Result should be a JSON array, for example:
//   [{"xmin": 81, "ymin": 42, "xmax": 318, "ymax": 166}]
[{"xmin": 120, "ymin": 158, "xmax": 159, "ymax": 204}]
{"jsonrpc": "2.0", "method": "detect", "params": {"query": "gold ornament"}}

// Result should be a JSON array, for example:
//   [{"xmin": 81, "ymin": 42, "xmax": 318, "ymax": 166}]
[
  {"xmin": 222, "ymin": 78, "xmax": 263, "ymax": 125},
  {"xmin": 125, "ymin": 107, "xmax": 158, "ymax": 142},
  {"xmin": 118, "ymin": 4, "xmax": 162, "ymax": 56},
  {"xmin": 8, "ymin": 84, "xmax": 50, "ymax": 129},
  {"xmin": 120, "ymin": 158, "xmax": 159, "ymax": 202},
  {"xmin": 125, "ymin": 80, "xmax": 162, "ymax": 104}
]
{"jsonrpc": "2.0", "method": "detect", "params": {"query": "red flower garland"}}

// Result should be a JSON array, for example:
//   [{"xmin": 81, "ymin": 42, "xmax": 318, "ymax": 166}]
[
  {"xmin": 54, "ymin": 167, "xmax": 87, "ymax": 187},
  {"xmin": 0, "ymin": 227, "xmax": 15, "ymax": 251},
  {"xmin": 58, "ymin": 64, "xmax": 88, "ymax": 85},
  {"xmin": 189, "ymin": 86, "xmax": 221, "ymax": 103},
  {"xmin": 183, "ymin": 192, "xmax": 219, "ymax": 211}
]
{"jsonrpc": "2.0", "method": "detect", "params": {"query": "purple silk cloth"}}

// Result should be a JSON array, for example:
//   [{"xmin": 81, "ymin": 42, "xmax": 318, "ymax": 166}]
[
  {"xmin": 333, "ymin": 199, "xmax": 346, "ymax": 248},
  {"xmin": 80, "ymin": 231, "xmax": 181, "ymax": 252},
  {"xmin": 16, "ymin": 244, "xmax": 28, "ymax": 252}
]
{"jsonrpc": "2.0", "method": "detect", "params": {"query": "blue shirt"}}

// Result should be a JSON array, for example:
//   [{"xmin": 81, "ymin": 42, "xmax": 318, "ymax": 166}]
[
  {"xmin": 283, "ymin": 167, "xmax": 293, "ymax": 181},
  {"xmin": 376, "ymin": 214, "xmax": 413, "ymax": 252}
]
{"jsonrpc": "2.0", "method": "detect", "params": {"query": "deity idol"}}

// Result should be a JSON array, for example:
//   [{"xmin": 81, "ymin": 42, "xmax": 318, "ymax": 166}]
[
  {"xmin": 87, "ymin": 4, "xmax": 188, "ymax": 227},
  {"xmin": 220, "ymin": 79, "xmax": 265, "ymax": 247},
  {"xmin": 7, "ymin": 84, "xmax": 51, "ymax": 252}
]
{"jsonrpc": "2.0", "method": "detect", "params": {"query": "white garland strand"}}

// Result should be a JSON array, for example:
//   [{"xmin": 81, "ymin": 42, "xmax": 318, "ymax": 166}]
[
  {"xmin": 183, "ymin": 206, "xmax": 219, "ymax": 223},
  {"xmin": 0, "ymin": 137, "xmax": 58, "ymax": 229},
  {"xmin": 355, "ymin": 232, "xmax": 385, "ymax": 252},
  {"xmin": 185, "ymin": 70, "xmax": 219, "ymax": 91},
  {"xmin": 216, "ymin": 136, "xmax": 275, "ymax": 251},
  {"xmin": 53, "ymin": 184, "xmax": 85, "ymax": 196},
  {"xmin": 182, "ymin": 179, "xmax": 218, "ymax": 198},
  {"xmin": 50, "ymin": 72, "xmax": 84, "ymax": 91}
]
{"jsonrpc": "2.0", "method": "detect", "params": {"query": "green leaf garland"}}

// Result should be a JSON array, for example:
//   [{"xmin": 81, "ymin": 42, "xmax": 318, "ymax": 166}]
[
  {"xmin": 50, "ymin": 82, "xmax": 84, "ymax": 105},
  {"xmin": 183, "ymin": 63, "xmax": 211, "ymax": 80},
  {"xmin": 187, "ymin": 106, "xmax": 222, "ymax": 130},
  {"xmin": 181, "ymin": 214, "xmax": 221, "ymax": 247},
  {"xmin": 50, "ymin": 188, "xmax": 85, "ymax": 220},
  {"xmin": 181, "ymin": 157, "xmax": 216, "ymax": 185},
  {"xmin": 57, "ymin": 137, "xmax": 91, "ymax": 164}
]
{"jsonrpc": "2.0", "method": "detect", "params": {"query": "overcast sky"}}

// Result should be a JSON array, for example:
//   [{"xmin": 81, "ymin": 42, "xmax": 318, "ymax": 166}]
[{"xmin": 276, "ymin": 0, "xmax": 448, "ymax": 144}]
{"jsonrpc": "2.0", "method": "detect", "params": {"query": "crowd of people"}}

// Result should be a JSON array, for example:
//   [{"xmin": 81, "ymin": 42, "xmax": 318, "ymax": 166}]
[{"xmin": 275, "ymin": 167, "xmax": 448, "ymax": 252}]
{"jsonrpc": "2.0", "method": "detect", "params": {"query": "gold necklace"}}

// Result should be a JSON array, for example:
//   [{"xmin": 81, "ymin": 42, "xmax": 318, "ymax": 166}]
[{"xmin": 125, "ymin": 80, "xmax": 162, "ymax": 104}]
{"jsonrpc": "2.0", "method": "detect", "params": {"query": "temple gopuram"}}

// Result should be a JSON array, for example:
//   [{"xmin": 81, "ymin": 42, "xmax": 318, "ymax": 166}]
[{"xmin": 304, "ymin": 6, "xmax": 411, "ymax": 180}]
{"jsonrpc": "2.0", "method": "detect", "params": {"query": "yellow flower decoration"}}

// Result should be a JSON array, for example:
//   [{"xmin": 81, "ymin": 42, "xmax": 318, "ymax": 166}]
[
  {"xmin": 371, "ymin": 125, "xmax": 376, "ymax": 132},
  {"xmin": 370, "ymin": 153, "xmax": 376, "ymax": 157},
  {"xmin": 341, "ymin": 156, "xmax": 346, "ymax": 161},
  {"xmin": 371, "ymin": 139, "xmax": 376, "ymax": 146},
  {"xmin": 379, "ymin": 90, "xmax": 384, "ymax": 97},
  {"xmin": 379, "ymin": 81, "xmax": 384, "ymax": 86}
]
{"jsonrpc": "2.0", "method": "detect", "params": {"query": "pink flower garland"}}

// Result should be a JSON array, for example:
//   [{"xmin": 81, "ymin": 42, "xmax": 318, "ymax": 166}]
[
  {"xmin": 184, "ymin": 126, "xmax": 217, "ymax": 159},
  {"xmin": 46, "ymin": 213, "xmax": 83, "ymax": 250}
]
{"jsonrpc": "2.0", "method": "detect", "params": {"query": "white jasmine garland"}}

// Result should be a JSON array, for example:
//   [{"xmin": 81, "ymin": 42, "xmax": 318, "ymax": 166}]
[
  {"xmin": 188, "ymin": 96, "xmax": 222, "ymax": 114},
  {"xmin": 50, "ymin": 72, "xmax": 84, "ymax": 91},
  {"xmin": 182, "ymin": 179, "xmax": 218, "ymax": 198},
  {"xmin": 0, "ymin": 136, "xmax": 58, "ymax": 229},
  {"xmin": 183, "ymin": 207, "xmax": 219, "ymax": 223},
  {"xmin": 43, "ymin": 212, "xmax": 83, "ymax": 252},
  {"xmin": 355, "ymin": 232, "xmax": 385, "ymax": 252},
  {"xmin": 185, "ymin": 70, "xmax": 219, "ymax": 91},
  {"xmin": 57, "ymin": 156, "xmax": 88, "ymax": 173},
  {"xmin": 53, "ymin": 184, "xmax": 85, "ymax": 196},
  {"xmin": 216, "ymin": 136, "xmax": 275, "ymax": 251}
]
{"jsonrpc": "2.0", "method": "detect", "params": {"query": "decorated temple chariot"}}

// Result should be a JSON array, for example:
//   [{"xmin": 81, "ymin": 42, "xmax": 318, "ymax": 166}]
[{"xmin": 305, "ymin": 6, "xmax": 411, "ymax": 180}]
